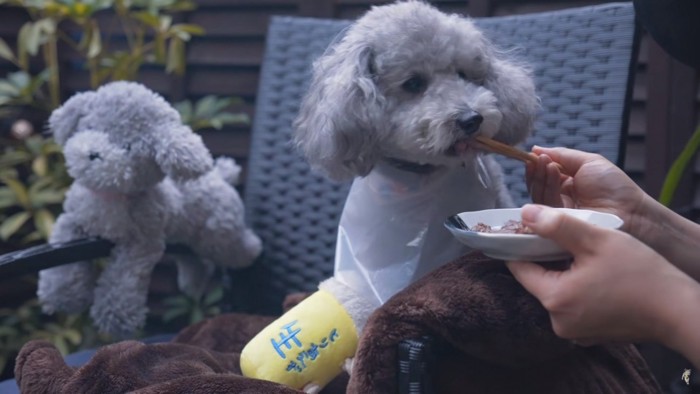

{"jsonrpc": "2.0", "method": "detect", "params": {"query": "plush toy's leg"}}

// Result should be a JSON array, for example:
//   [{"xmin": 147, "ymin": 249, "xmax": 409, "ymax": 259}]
[
  {"xmin": 38, "ymin": 263, "xmax": 97, "ymax": 314},
  {"xmin": 240, "ymin": 277, "xmax": 378, "ymax": 392},
  {"xmin": 37, "ymin": 214, "xmax": 97, "ymax": 314},
  {"xmin": 90, "ymin": 241, "xmax": 164, "ymax": 337},
  {"xmin": 174, "ymin": 255, "xmax": 214, "ymax": 299}
]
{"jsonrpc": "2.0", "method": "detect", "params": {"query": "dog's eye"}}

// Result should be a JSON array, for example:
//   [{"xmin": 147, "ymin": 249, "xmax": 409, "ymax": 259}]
[
  {"xmin": 123, "ymin": 143, "xmax": 131, "ymax": 152},
  {"xmin": 401, "ymin": 75, "xmax": 427, "ymax": 94},
  {"xmin": 457, "ymin": 71, "xmax": 468, "ymax": 80}
]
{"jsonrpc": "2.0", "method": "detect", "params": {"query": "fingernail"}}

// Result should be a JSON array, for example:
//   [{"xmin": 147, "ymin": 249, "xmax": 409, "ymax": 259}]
[{"xmin": 521, "ymin": 204, "xmax": 544, "ymax": 222}]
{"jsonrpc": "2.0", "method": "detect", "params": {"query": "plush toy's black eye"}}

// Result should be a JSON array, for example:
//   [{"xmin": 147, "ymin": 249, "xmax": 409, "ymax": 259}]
[
  {"xmin": 123, "ymin": 143, "xmax": 131, "ymax": 152},
  {"xmin": 457, "ymin": 71, "xmax": 467, "ymax": 80},
  {"xmin": 401, "ymin": 75, "xmax": 427, "ymax": 93}
]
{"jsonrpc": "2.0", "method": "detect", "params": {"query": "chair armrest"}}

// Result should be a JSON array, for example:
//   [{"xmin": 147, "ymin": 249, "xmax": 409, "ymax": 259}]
[
  {"xmin": 0, "ymin": 238, "xmax": 114, "ymax": 278},
  {"xmin": 0, "ymin": 238, "xmax": 195, "ymax": 278}
]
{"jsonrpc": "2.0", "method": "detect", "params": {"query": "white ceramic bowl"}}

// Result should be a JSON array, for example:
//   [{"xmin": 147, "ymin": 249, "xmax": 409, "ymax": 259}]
[{"xmin": 444, "ymin": 208, "xmax": 624, "ymax": 261}]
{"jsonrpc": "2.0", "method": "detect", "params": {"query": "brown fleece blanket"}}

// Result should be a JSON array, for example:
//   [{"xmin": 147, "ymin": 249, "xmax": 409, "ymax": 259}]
[{"xmin": 14, "ymin": 253, "xmax": 661, "ymax": 393}]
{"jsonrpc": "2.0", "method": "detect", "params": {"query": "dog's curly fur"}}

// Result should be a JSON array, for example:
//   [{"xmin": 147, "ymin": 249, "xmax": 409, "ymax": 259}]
[
  {"xmin": 37, "ymin": 81, "xmax": 262, "ymax": 337},
  {"xmin": 294, "ymin": 0, "xmax": 539, "ymax": 181}
]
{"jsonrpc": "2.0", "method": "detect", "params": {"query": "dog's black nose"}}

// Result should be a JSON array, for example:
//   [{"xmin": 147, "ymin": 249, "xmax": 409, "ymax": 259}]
[
  {"xmin": 457, "ymin": 111, "xmax": 484, "ymax": 135},
  {"xmin": 89, "ymin": 152, "xmax": 101, "ymax": 161}
]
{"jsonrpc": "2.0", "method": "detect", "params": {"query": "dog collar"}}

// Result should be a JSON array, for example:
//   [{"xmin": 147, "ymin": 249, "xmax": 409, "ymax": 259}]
[{"xmin": 384, "ymin": 157, "xmax": 439, "ymax": 175}]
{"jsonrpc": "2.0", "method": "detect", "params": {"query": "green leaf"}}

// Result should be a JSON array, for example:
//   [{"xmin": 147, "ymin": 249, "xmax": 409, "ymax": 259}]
[
  {"xmin": 87, "ymin": 24, "xmax": 101, "ymax": 59},
  {"xmin": 7, "ymin": 70, "xmax": 30, "ymax": 90},
  {"xmin": 40, "ymin": 140, "xmax": 63, "ymax": 155},
  {"xmin": 174, "ymin": 99, "xmax": 192, "ymax": 122},
  {"xmin": 1, "ymin": 176, "xmax": 31, "ymax": 209},
  {"xmin": 62, "ymin": 328, "xmax": 82, "ymax": 345},
  {"xmin": 660, "ymin": 123, "xmax": 700, "ymax": 206},
  {"xmin": 133, "ymin": 11, "xmax": 160, "ymax": 28},
  {"xmin": 20, "ymin": 230, "xmax": 43, "ymax": 244},
  {"xmin": 161, "ymin": 307, "xmax": 186, "ymax": 322},
  {"xmin": 0, "ymin": 187, "xmax": 17, "ymax": 209},
  {"xmin": 30, "ymin": 188, "xmax": 66, "ymax": 206},
  {"xmin": 165, "ymin": 37, "xmax": 184, "ymax": 75},
  {"xmin": 173, "ymin": 24, "xmax": 204, "ymax": 35},
  {"xmin": 0, "ymin": 37, "xmax": 16, "ymax": 63},
  {"xmin": 0, "ymin": 81, "xmax": 21, "ymax": 97},
  {"xmin": 17, "ymin": 23, "xmax": 32, "ymax": 69},
  {"xmin": 203, "ymin": 285, "xmax": 223, "ymax": 306},
  {"xmin": 159, "ymin": 15, "xmax": 172, "ymax": 31},
  {"xmin": 23, "ymin": 22, "xmax": 42, "ymax": 56},
  {"xmin": 194, "ymin": 95, "xmax": 229, "ymax": 119},
  {"xmin": 32, "ymin": 155, "xmax": 48, "ymax": 176},
  {"xmin": 190, "ymin": 307, "xmax": 203, "ymax": 324},
  {"xmin": 213, "ymin": 112, "xmax": 250, "ymax": 125},
  {"xmin": 53, "ymin": 336, "xmax": 69, "ymax": 355},
  {"xmin": 33, "ymin": 208, "xmax": 54, "ymax": 239},
  {"xmin": 0, "ymin": 149, "xmax": 31, "ymax": 168},
  {"xmin": 25, "ymin": 136, "xmax": 44, "ymax": 155},
  {"xmin": 163, "ymin": 296, "xmax": 190, "ymax": 308},
  {"xmin": 154, "ymin": 33, "xmax": 166, "ymax": 63},
  {"xmin": 0, "ymin": 211, "xmax": 31, "ymax": 240},
  {"xmin": 35, "ymin": 18, "xmax": 57, "ymax": 37}
]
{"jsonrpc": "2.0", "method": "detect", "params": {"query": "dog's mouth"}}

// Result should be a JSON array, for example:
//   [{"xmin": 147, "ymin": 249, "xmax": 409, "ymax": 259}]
[{"xmin": 446, "ymin": 138, "xmax": 482, "ymax": 156}]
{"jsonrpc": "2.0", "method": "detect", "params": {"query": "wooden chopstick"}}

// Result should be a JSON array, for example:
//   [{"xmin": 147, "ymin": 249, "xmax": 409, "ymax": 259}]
[{"xmin": 474, "ymin": 136, "xmax": 566, "ymax": 173}]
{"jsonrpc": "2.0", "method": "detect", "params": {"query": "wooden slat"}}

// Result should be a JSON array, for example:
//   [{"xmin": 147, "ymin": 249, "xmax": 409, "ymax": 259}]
[
  {"xmin": 628, "ymin": 104, "xmax": 647, "ymax": 137},
  {"xmin": 632, "ymin": 70, "xmax": 647, "ymax": 102},
  {"xmin": 195, "ymin": 0, "xmax": 299, "ymax": 6},
  {"xmin": 200, "ymin": 128, "xmax": 252, "ymax": 158},
  {"xmin": 623, "ymin": 138, "xmax": 645, "ymax": 173},
  {"xmin": 298, "ymin": 0, "xmax": 334, "ymax": 17},
  {"xmin": 190, "ymin": 9, "xmax": 295, "ymax": 37},
  {"xmin": 187, "ymin": 39, "xmax": 264, "ymax": 67},
  {"xmin": 63, "ymin": 68, "xmax": 174, "ymax": 96},
  {"xmin": 186, "ymin": 68, "xmax": 260, "ymax": 97}
]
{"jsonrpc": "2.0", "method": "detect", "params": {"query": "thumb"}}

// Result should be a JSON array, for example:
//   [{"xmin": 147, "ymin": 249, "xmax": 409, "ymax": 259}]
[
  {"xmin": 521, "ymin": 204, "xmax": 601, "ymax": 255},
  {"xmin": 506, "ymin": 260, "xmax": 564, "ymax": 299}
]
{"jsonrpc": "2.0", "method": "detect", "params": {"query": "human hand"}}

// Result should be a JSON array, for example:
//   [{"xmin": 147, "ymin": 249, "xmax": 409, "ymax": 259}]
[
  {"xmin": 506, "ymin": 204, "xmax": 700, "ymax": 347},
  {"xmin": 526, "ymin": 147, "xmax": 649, "ymax": 235}
]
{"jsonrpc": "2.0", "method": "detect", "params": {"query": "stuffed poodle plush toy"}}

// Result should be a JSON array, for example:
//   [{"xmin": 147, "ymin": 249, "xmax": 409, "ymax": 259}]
[{"xmin": 37, "ymin": 81, "xmax": 262, "ymax": 337}]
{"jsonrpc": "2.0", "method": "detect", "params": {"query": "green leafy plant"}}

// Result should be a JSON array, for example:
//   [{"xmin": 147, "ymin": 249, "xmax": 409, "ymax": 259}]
[
  {"xmin": 659, "ymin": 123, "xmax": 700, "ymax": 207},
  {"xmin": 0, "ymin": 0, "xmax": 202, "ymax": 110},
  {"xmin": 175, "ymin": 96, "xmax": 250, "ymax": 132},
  {"xmin": 0, "ymin": 135, "xmax": 69, "ymax": 244},
  {"xmin": 0, "ymin": 296, "xmax": 110, "ymax": 376},
  {"xmin": 160, "ymin": 284, "xmax": 223, "ymax": 325}
]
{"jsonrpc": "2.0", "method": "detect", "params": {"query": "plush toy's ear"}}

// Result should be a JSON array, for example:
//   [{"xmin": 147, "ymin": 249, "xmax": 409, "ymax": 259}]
[
  {"xmin": 49, "ymin": 91, "xmax": 97, "ymax": 145},
  {"xmin": 154, "ymin": 124, "xmax": 214, "ymax": 181},
  {"xmin": 293, "ymin": 41, "xmax": 383, "ymax": 181}
]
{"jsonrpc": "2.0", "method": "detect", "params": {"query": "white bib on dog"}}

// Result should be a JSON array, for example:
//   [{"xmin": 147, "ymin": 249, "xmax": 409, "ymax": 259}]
[{"xmin": 334, "ymin": 159, "xmax": 500, "ymax": 304}]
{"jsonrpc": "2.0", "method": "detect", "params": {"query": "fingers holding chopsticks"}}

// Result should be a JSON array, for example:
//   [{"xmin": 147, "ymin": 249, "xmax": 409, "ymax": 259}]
[{"xmin": 527, "ymin": 153, "xmax": 569, "ymax": 207}]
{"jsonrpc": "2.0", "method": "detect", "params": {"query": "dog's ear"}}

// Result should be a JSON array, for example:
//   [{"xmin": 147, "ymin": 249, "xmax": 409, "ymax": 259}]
[
  {"xmin": 153, "ymin": 124, "xmax": 213, "ymax": 181},
  {"xmin": 293, "ymin": 43, "xmax": 383, "ymax": 181},
  {"xmin": 484, "ymin": 57, "xmax": 540, "ymax": 145},
  {"xmin": 49, "ymin": 91, "xmax": 97, "ymax": 145}
]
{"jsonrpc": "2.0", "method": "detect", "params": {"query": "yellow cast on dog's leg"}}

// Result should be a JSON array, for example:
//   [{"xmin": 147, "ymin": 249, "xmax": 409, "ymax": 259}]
[{"xmin": 240, "ymin": 290, "xmax": 359, "ymax": 391}]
